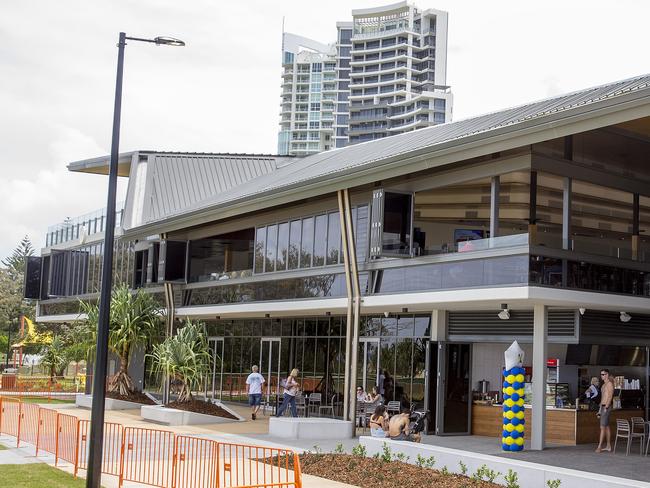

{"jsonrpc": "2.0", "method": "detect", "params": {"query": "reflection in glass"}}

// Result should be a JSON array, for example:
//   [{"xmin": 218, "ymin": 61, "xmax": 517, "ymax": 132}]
[
  {"xmin": 327, "ymin": 212, "xmax": 341, "ymax": 265},
  {"xmin": 276, "ymin": 222, "xmax": 289, "ymax": 271},
  {"xmin": 265, "ymin": 224, "xmax": 277, "ymax": 273},
  {"xmin": 288, "ymin": 220, "xmax": 301, "ymax": 270},
  {"xmin": 301, "ymin": 217, "xmax": 314, "ymax": 268},
  {"xmin": 254, "ymin": 227, "xmax": 266, "ymax": 273},
  {"xmin": 313, "ymin": 214, "xmax": 328, "ymax": 266}
]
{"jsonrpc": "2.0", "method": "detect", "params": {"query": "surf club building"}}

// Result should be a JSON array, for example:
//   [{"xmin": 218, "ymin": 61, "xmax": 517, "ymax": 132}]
[{"xmin": 27, "ymin": 74, "xmax": 650, "ymax": 449}]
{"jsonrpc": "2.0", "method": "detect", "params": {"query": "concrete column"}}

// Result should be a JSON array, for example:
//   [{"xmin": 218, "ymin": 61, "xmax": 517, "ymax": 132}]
[
  {"xmin": 490, "ymin": 176, "xmax": 500, "ymax": 239},
  {"xmin": 528, "ymin": 171, "xmax": 537, "ymax": 245},
  {"xmin": 531, "ymin": 304, "xmax": 548, "ymax": 451},
  {"xmin": 430, "ymin": 309, "xmax": 447, "ymax": 342}
]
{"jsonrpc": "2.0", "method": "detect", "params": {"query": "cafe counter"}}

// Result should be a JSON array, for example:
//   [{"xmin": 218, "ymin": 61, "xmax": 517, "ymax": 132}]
[{"xmin": 471, "ymin": 404, "xmax": 644, "ymax": 445}]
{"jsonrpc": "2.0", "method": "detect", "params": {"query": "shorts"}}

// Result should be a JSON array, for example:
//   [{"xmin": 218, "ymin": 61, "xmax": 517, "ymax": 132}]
[
  {"xmin": 249, "ymin": 394, "xmax": 262, "ymax": 406},
  {"xmin": 390, "ymin": 432, "xmax": 416, "ymax": 442},
  {"xmin": 599, "ymin": 406, "xmax": 611, "ymax": 427}
]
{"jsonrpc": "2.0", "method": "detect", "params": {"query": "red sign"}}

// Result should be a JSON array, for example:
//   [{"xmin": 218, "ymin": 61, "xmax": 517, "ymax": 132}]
[{"xmin": 546, "ymin": 358, "xmax": 558, "ymax": 367}]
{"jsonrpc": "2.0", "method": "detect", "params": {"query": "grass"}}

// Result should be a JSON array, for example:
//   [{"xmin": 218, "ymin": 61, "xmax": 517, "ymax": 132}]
[
  {"xmin": 0, "ymin": 443, "xmax": 7, "ymax": 450},
  {"xmin": 17, "ymin": 397, "xmax": 75, "ymax": 404},
  {"xmin": 0, "ymin": 464, "xmax": 87, "ymax": 487}
]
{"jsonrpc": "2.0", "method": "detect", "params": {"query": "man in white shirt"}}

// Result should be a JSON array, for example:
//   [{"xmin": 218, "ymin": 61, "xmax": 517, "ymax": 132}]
[{"xmin": 245, "ymin": 365, "xmax": 265, "ymax": 420}]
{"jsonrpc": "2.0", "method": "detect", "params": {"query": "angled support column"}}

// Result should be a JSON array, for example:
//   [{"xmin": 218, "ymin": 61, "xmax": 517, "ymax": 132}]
[
  {"xmin": 162, "ymin": 280, "xmax": 175, "ymax": 405},
  {"xmin": 531, "ymin": 304, "xmax": 548, "ymax": 451},
  {"xmin": 528, "ymin": 171, "xmax": 537, "ymax": 245},
  {"xmin": 337, "ymin": 190, "xmax": 354, "ymax": 423},
  {"xmin": 632, "ymin": 193, "xmax": 640, "ymax": 261}
]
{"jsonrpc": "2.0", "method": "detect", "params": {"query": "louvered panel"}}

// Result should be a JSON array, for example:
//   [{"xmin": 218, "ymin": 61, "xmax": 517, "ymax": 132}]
[
  {"xmin": 448, "ymin": 310, "xmax": 576, "ymax": 340},
  {"xmin": 581, "ymin": 311, "xmax": 650, "ymax": 345}
]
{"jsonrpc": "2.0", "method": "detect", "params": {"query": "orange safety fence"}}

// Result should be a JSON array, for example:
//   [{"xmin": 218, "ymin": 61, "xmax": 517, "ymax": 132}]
[
  {"xmin": 0, "ymin": 395, "xmax": 302, "ymax": 488},
  {"xmin": 218, "ymin": 442, "xmax": 301, "ymax": 488},
  {"xmin": 121, "ymin": 426, "xmax": 175, "ymax": 488},
  {"xmin": 19, "ymin": 401, "xmax": 40, "ymax": 447},
  {"xmin": 0, "ymin": 396, "xmax": 20, "ymax": 438},
  {"xmin": 174, "ymin": 435, "xmax": 219, "ymax": 488},
  {"xmin": 36, "ymin": 407, "xmax": 58, "ymax": 457},
  {"xmin": 77, "ymin": 419, "xmax": 123, "ymax": 477}
]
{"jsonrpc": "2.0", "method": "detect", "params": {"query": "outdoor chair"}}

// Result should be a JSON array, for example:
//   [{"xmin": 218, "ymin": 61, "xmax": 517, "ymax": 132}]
[
  {"xmin": 386, "ymin": 401, "xmax": 401, "ymax": 416},
  {"xmin": 613, "ymin": 419, "xmax": 644, "ymax": 455},
  {"xmin": 631, "ymin": 416, "xmax": 646, "ymax": 447},
  {"xmin": 295, "ymin": 394, "xmax": 307, "ymax": 417},
  {"xmin": 356, "ymin": 402, "xmax": 368, "ymax": 431},
  {"xmin": 318, "ymin": 395, "xmax": 335, "ymax": 418},
  {"xmin": 308, "ymin": 392, "xmax": 322, "ymax": 416}
]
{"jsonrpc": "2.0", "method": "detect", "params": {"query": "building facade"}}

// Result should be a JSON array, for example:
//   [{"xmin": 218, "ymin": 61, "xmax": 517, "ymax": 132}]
[
  {"xmin": 30, "ymin": 75, "xmax": 650, "ymax": 448},
  {"xmin": 279, "ymin": 2, "xmax": 453, "ymax": 155}
]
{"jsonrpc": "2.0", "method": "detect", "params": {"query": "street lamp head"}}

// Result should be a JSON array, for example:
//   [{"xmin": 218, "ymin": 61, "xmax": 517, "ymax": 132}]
[{"xmin": 154, "ymin": 36, "xmax": 185, "ymax": 46}]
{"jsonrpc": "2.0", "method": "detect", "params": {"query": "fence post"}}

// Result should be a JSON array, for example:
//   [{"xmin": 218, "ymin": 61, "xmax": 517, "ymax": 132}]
[
  {"xmin": 293, "ymin": 452, "xmax": 302, "ymax": 488},
  {"xmin": 171, "ymin": 434, "xmax": 178, "ymax": 488},
  {"xmin": 36, "ymin": 407, "xmax": 42, "ymax": 456},
  {"xmin": 118, "ymin": 426, "xmax": 126, "ymax": 488},
  {"xmin": 54, "ymin": 412, "xmax": 60, "ymax": 466},
  {"xmin": 73, "ymin": 418, "xmax": 81, "ymax": 478},
  {"xmin": 0, "ymin": 396, "xmax": 3, "ymax": 434},
  {"xmin": 16, "ymin": 399, "xmax": 22, "ymax": 448}
]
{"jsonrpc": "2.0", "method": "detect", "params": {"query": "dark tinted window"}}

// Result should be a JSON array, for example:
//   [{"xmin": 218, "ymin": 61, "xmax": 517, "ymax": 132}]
[
  {"xmin": 265, "ymin": 224, "xmax": 277, "ymax": 272},
  {"xmin": 313, "ymin": 215, "xmax": 328, "ymax": 266},
  {"xmin": 288, "ymin": 220, "xmax": 301, "ymax": 270},
  {"xmin": 383, "ymin": 192, "xmax": 412, "ymax": 255},
  {"xmin": 276, "ymin": 222, "xmax": 289, "ymax": 271},
  {"xmin": 301, "ymin": 217, "xmax": 314, "ymax": 268},
  {"xmin": 327, "ymin": 212, "xmax": 341, "ymax": 265}
]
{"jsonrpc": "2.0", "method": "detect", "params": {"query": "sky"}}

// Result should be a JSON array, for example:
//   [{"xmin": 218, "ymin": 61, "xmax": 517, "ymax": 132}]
[{"xmin": 1, "ymin": 0, "xmax": 649, "ymax": 260}]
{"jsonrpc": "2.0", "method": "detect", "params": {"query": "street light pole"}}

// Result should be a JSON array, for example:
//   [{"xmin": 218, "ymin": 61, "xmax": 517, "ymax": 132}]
[{"xmin": 86, "ymin": 32, "xmax": 184, "ymax": 488}]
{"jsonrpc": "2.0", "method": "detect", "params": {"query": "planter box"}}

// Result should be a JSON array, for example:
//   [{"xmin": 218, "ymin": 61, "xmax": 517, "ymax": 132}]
[
  {"xmin": 269, "ymin": 417, "xmax": 354, "ymax": 440},
  {"xmin": 141, "ymin": 403, "xmax": 244, "ymax": 426},
  {"xmin": 75, "ymin": 394, "xmax": 144, "ymax": 411}
]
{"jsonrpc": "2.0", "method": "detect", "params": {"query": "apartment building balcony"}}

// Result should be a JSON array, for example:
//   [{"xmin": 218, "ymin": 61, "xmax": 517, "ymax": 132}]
[{"xmin": 351, "ymin": 25, "xmax": 416, "ymax": 41}]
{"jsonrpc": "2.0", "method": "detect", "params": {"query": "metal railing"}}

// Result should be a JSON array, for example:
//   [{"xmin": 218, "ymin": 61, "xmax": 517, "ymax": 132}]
[
  {"xmin": 0, "ymin": 375, "xmax": 80, "ymax": 400},
  {"xmin": 0, "ymin": 396, "xmax": 302, "ymax": 488}
]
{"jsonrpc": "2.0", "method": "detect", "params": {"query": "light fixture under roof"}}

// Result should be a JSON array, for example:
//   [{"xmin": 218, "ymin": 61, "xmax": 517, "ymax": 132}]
[
  {"xmin": 498, "ymin": 303, "xmax": 510, "ymax": 320},
  {"xmin": 620, "ymin": 311, "xmax": 631, "ymax": 323},
  {"xmin": 579, "ymin": 308, "xmax": 586, "ymax": 316}
]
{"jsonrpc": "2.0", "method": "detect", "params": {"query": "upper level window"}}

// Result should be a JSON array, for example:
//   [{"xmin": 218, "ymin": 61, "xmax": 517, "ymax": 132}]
[
  {"xmin": 370, "ymin": 190, "xmax": 413, "ymax": 258},
  {"xmin": 312, "ymin": 63, "xmax": 322, "ymax": 73}
]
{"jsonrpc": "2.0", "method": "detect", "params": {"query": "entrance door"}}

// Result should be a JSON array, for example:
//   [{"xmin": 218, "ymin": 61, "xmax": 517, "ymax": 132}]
[
  {"xmin": 205, "ymin": 337, "xmax": 225, "ymax": 401},
  {"xmin": 260, "ymin": 338, "xmax": 281, "ymax": 408},
  {"xmin": 358, "ymin": 338, "xmax": 380, "ymax": 395},
  {"xmin": 435, "ymin": 343, "xmax": 472, "ymax": 435}
]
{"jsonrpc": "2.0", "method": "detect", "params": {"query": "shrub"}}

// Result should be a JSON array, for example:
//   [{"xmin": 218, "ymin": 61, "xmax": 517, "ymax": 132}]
[
  {"xmin": 333, "ymin": 443, "xmax": 345, "ymax": 454},
  {"xmin": 547, "ymin": 480, "xmax": 561, "ymax": 488},
  {"xmin": 380, "ymin": 443, "xmax": 392, "ymax": 463},
  {"xmin": 351, "ymin": 444, "xmax": 367, "ymax": 457},
  {"xmin": 458, "ymin": 460, "xmax": 468, "ymax": 475},
  {"xmin": 440, "ymin": 466, "xmax": 450, "ymax": 476},
  {"xmin": 504, "ymin": 469, "xmax": 520, "ymax": 488}
]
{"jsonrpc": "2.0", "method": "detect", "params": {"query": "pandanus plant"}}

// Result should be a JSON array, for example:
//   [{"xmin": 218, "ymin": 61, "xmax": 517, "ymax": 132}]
[
  {"xmin": 80, "ymin": 284, "xmax": 162, "ymax": 396},
  {"xmin": 149, "ymin": 319, "xmax": 211, "ymax": 403}
]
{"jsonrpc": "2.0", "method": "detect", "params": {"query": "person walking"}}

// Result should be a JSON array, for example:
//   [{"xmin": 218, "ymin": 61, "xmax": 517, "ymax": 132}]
[
  {"xmin": 595, "ymin": 369, "xmax": 614, "ymax": 453},
  {"xmin": 276, "ymin": 368, "xmax": 300, "ymax": 418},
  {"xmin": 245, "ymin": 365, "xmax": 265, "ymax": 420}
]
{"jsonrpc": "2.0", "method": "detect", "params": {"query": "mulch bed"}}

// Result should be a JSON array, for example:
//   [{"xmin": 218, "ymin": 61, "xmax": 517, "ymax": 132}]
[
  {"xmin": 105, "ymin": 391, "xmax": 156, "ymax": 405},
  {"xmin": 166, "ymin": 400, "xmax": 238, "ymax": 420},
  {"xmin": 268, "ymin": 453, "xmax": 502, "ymax": 488}
]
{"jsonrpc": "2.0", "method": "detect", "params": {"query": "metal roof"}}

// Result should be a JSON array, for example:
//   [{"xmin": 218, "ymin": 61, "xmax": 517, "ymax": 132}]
[
  {"xmin": 140, "ymin": 153, "xmax": 291, "ymax": 224},
  {"xmin": 115, "ymin": 74, "xmax": 650, "ymax": 234}
]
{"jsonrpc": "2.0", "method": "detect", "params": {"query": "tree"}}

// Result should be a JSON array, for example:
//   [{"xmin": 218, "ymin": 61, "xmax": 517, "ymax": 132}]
[
  {"xmin": 149, "ymin": 320, "xmax": 211, "ymax": 403},
  {"xmin": 41, "ymin": 336, "xmax": 68, "ymax": 380},
  {"xmin": 80, "ymin": 285, "xmax": 162, "ymax": 396},
  {"xmin": 2, "ymin": 235, "xmax": 34, "ymax": 279}
]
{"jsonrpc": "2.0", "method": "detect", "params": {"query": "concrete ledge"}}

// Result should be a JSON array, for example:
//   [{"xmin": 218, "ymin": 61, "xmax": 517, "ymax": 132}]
[
  {"xmin": 269, "ymin": 417, "xmax": 354, "ymax": 440},
  {"xmin": 141, "ymin": 404, "xmax": 244, "ymax": 426},
  {"xmin": 75, "ymin": 394, "xmax": 143, "ymax": 410},
  {"xmin": 360, "ymin": 437, "xmax": 650, "ymax": 488}
]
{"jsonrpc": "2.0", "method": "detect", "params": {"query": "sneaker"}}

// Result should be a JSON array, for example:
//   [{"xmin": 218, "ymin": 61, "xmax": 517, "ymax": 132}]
[{"xmin": 252, "ymin": 413, "xmax": 256, "ymax": 420}]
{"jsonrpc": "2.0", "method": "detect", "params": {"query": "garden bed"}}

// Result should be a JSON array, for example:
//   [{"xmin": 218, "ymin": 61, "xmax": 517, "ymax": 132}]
[
  {"xmin": 106, "ymin": 390, "xmax": 156, "ymax": 405},
  {"xmin": 166, "ymin": 400, "xmax": 237, "ymax": 419},
  {"xmin": 269, "ymin": 452, "xmax": 503, "ymax": 488}
]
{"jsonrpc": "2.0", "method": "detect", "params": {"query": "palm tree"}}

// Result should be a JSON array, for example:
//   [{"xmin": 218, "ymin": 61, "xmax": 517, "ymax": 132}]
[
  {"xmin": 149, "ymin": 320, "xmax": 211, "ymax": 403},
  {"xmin": 41, "ymin": 336, "xmax": 68, "ymax": 381},
  {"xmin": 80, "ymin": 284, "xmax": 162, "ymax": 396}
]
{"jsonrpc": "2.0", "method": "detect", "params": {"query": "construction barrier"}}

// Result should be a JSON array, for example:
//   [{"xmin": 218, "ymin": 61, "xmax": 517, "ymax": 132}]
[
  {"xmin": 0, "ymin": 375, "xmax": 79, "ymax": 400},
  {"xmin": 0, "ymin": 396, "xmax": 302, "ymax": 488}
]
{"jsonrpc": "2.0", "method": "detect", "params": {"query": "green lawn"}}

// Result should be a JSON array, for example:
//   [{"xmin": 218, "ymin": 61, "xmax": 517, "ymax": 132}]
[
  {"xmin": 0, "ymin": 464, "xmax": 86, "ymax": 487},
  {"xmin": 18, "ymin": 397, "xmax": 75, "ymax": 405},
  {"xmin": 0, "ymin": 443, "xmax": 7, "ymax": 450}
]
